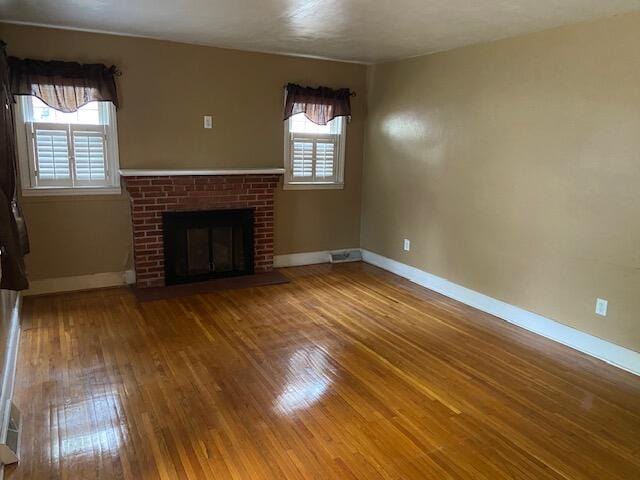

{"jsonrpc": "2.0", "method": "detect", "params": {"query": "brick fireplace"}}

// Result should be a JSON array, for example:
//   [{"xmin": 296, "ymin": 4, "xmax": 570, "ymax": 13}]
[{"xmin": 121, "ymin": 171, "xmax": 282, "ymax": 287}]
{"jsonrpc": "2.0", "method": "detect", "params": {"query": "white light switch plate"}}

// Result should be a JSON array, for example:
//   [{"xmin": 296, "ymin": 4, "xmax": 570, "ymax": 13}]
[
  {"xmin": 595, "ymin": 298, "xmax": 608, "ymax": 317},
  {"xmin": 203, "ymin": 115, "xmax": 213, "ymax": 129},
  {"xmin": 403, "ymin": 239, "xmax": 411, "ymax": 251}
]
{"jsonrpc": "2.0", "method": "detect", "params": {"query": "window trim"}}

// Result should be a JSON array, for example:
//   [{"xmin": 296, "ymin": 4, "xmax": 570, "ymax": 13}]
[
  {"xmin": 283, "ymin": 114, "xmax": 346, "ymax": 190},
  {"xmin": 14, "ymin": 96, "xmax": 121, "ymax": 196}
]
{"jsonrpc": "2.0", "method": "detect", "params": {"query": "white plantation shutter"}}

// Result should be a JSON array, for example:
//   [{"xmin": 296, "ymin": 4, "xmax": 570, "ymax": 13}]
[
  {"xmin": 26, "ymin": 120, "xmax": 113, "ymax": 189},
  {"xmin": 291, "ymin": 137, "xmax": 314, "ymax": 179},
  {"xmin": 72, "ymin": 127, "xmax": 107, "ymax": 182},
  {"xmin": 17, "ymin": 98, "xmax": 120, "ymax": 194},
  {"xmin": 33, "ymin": 126, "xmax": 71, "ymax": 183},
  {"xmin": 315, "ymin": 140, "xmax": 336, "ymax": 180},
  {"xmin": 284, "ymin": 113, "xmax": 345, "ymax": 188},
  {"xmin": 289, "ymin": 134, "xmax": 338, "ymax": 182}
]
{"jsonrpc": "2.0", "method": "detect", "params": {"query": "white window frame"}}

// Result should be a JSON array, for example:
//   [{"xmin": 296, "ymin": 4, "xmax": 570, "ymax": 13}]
[
  {"xmin": 14, "ymin": 96, "xmax": 121, "ymax": 196},
  {"xmin": 283, "ymin": 114, "xmax": 347, "ymax": 190}
]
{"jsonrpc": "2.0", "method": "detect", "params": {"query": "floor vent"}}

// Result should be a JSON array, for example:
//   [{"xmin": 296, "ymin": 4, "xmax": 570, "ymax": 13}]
[
  {"xmin": 330, "ymin": 250, "xmax": 362, "ymax": 263},
  {"xmin": 0, "ymin": 402, "xmax": 21, "ymax": 466}
]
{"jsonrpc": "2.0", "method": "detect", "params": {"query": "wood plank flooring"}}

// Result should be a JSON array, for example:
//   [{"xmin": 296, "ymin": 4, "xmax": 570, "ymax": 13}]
[{"xmin": 7, "ymin": 262, "xmax": 640, "ymax": 479}]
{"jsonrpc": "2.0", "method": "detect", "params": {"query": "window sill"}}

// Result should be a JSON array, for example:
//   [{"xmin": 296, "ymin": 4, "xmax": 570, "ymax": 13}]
[
  {"xmin": 21, "ymin": 186, "xmax": 122, "ymax": 197},
  {"xmin": 283, "ymin": 182, "xmax": 344, "ymax": 190}
]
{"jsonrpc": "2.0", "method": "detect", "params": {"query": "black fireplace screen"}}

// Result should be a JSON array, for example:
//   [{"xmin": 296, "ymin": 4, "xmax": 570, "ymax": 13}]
[{"xmin": 162, "ymin": 209, "xmax": 254, "ymax": 285}]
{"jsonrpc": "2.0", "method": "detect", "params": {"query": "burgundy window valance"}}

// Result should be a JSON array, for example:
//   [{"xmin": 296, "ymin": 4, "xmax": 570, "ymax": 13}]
[
  {"xmin": 283, "ymin": 83, "xmax": 353, "ymax": 125},
  {"xmin": 8, "ymin": 57, "xmax": 120, "ymax": 113}
]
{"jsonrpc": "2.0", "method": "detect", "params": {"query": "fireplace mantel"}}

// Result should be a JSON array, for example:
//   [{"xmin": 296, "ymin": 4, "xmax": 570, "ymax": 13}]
[{"xmin": 119, "ymin": 168, "xmax": 285, "ymax": 177}]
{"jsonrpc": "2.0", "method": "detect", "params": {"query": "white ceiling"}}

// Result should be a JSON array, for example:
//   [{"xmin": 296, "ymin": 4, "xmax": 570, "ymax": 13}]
[{"xmin": 1, "ymin": 0, "xmax": 640, "ymax": 63}]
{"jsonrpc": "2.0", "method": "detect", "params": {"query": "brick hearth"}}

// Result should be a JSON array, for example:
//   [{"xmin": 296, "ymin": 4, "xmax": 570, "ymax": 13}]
[{"xmin": 122, "ymin": 174, "xmax": 280, "ymax": 287}]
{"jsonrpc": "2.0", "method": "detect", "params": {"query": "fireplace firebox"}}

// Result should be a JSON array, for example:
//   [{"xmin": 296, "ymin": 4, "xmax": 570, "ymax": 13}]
[{"xmin": 162, "ymin": 209, "xmax": 254, "ymax": 285}]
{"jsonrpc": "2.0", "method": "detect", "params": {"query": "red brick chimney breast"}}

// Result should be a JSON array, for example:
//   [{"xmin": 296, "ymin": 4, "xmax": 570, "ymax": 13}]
[{"xmin": 122, "ymin": 174, "xmax": 280, "ymax": 287}]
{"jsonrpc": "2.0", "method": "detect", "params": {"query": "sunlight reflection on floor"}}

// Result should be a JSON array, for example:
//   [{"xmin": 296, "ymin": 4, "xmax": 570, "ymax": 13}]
[
  {"xmin": 51, "ymin": 391, "xmax": 125, "ymax": 462},
  {"xmin": 274, "ymin": 345, "xmax": 335, "ymax": 416}
]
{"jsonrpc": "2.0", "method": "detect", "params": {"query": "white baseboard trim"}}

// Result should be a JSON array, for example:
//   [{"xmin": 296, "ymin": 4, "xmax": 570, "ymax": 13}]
[
  {"xmin": 361, "ymin": 249, "xmax": 640, "ymax": 376},
  {"xmin": 24, "ymin": 270, "xmax": 136, "ymax": 296},
  {"xmin": 0, "ymin": 291, "xmax": 21, "ymax": 478},
  {"xmin": 274, "ymin": 251, "xmax": 331, "ymax": 268},
  {"xmin": 274, "ymin": 248, "xmax": 360, "ymax": 268}
]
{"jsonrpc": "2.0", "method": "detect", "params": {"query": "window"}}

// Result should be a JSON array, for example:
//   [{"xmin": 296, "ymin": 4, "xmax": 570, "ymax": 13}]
[
  {"xmin": 15, "ymin": 96, "xmax": 120, "ymax": 195},
  {"xmin": 284, "ymin": 113, "xmax": 346, "ymax": 189}
]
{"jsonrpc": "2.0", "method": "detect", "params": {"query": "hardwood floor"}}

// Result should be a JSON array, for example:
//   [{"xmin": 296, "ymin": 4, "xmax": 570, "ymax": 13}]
[{"xmin": 8, "ymin": 262, "xmax": 640, "ymax": 479}]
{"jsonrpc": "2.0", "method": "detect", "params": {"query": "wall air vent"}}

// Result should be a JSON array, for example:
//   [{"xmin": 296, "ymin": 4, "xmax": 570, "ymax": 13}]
[{"xmin": 330, "ymin": 250, "xmax": 362, "ymax": 264}]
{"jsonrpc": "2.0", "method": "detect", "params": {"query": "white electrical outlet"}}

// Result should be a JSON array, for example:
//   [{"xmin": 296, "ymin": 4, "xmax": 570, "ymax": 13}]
[
  {"xmin": 203, "ymin": 115, "xmax": 213, "ymax": 129},
  {"xmin": 403, "ymin": 239, "xmax": 411, "ymax": 251},
  {"xmin": 595, "ymin": 298, "xmax": 608, "ymax": 317}
]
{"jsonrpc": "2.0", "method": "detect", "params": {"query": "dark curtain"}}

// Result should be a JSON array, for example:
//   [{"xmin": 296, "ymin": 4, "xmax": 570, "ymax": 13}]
[
  {"xmin": 283, "ymin": 83, "xmax": 352, "ymax": 125},
  {"xmin": 0, "ymin": 42, "xmax": 29, "ymax": 291},
  {"xmin": 9, "ymin": 57, "xmax": 119, "ymax": 112}
]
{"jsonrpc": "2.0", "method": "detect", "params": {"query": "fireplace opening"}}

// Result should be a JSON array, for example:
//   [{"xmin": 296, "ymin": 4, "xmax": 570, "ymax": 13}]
[{"xmin": 162, "ymin": 209, "xmax": 254, "ymax": 285}]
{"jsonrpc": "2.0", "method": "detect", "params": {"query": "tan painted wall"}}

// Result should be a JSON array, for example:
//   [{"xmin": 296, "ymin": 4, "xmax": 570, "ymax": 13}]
[
  {"xmin": 362, "ymin": 13, "xmax": 640, "ymax": 351},
  {"xmin": 0, "ymin": 23, "xmax": 366, "ymax": 280}
]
